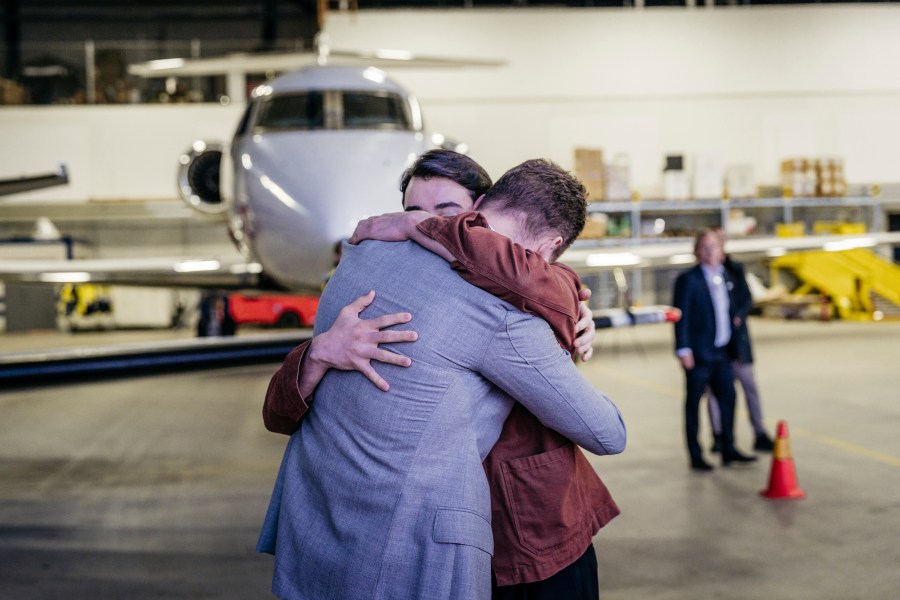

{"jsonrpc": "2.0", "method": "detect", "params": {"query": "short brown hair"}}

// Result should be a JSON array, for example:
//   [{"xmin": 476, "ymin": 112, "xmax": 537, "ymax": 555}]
[{"xmin": 479, "ymin": 159, "xmax": 587, "ymax": 261}]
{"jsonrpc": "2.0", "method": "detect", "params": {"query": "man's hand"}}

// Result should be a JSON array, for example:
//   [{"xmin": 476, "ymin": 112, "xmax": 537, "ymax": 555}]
[
  {"xmin": 678, "ymin": 352, "xmax": 695, "ymax": 370},
  {"xmin": 574, "ymin": 288, "xmax": 595, "ymax": 362},
  {"xmin": 306, "ymin": 291, "xmax": 417, "ymax": 393},
  {"xmin": 350, "ymin": 211, "xmax": 431, "ymax": 245}
]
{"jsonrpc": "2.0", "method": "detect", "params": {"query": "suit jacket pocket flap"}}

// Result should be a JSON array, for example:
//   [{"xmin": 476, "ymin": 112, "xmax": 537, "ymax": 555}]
[{"xmin": 432, "ymin": 508, "xmax": 494, "ymax": 556}]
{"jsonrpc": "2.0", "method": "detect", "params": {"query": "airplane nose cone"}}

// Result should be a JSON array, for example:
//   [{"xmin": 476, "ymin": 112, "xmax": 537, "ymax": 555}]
[{"xmin": 236, "ymin": 130, "xmax": 426, "ymax": 291}]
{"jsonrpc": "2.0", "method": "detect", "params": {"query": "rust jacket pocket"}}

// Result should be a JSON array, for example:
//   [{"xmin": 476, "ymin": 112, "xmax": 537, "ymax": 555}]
[{"xmin": 499, "ymin": 443, "xmax": 590, "ymax": 555}]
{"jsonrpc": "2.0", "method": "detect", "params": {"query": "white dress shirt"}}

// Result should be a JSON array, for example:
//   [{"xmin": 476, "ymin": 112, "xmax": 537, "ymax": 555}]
[{"xmin": 701, "ymin": 263, "xmax": 731, "ymax": 348}]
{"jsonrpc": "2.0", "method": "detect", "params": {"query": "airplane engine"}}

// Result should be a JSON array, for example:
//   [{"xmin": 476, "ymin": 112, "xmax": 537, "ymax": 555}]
[{"xmin": 177, "ymin": 141, "xmax": 227, "ymax": 215}]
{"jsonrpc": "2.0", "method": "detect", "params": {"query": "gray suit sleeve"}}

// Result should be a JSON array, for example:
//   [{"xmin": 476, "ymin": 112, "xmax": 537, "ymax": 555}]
[{"xmin": 479, "ymin": 309, "xmax": 626, "ymax": 456}]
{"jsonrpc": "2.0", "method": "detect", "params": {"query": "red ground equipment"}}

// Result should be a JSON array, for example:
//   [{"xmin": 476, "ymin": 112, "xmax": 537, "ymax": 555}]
[{"xmin": 228, "ymin": 293, "xmax": 319, "ymax": 328}]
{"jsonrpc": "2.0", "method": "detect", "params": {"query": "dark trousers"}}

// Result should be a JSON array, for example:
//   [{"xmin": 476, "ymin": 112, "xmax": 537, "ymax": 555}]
[
  {"xmin": 492, "ymin": 544, "xmax": 599, "ymax": 600},
  {"xmin": 684, "ymin": 351, "xmax": 736, "ymax": 461}
]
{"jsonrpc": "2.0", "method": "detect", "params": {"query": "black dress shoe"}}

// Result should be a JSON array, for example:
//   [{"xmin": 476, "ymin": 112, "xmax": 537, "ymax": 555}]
[
  {"xmin": 722, "ymin": 449, "xmax": 757, "ymax": 466},
  {"xmin": 691, "ymin": 458, "xmax": 715, "ymax": 471},
  {"xmin": 754, "ymin": 432, "xmax": 775, "ymax": 452}
]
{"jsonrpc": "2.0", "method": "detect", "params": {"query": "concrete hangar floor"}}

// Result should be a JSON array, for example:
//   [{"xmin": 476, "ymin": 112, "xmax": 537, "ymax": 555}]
[{"xmin": 1, "ymin": 319, "xmax": 898, "ymax": 599}]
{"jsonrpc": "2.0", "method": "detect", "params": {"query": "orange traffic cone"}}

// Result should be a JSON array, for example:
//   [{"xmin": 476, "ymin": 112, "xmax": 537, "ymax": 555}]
[{"xmin": 760, "ymin": 420, "xmax": 806, "ymax": 500}]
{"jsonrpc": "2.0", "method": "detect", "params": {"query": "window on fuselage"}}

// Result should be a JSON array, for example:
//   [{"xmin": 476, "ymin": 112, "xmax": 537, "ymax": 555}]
[
  {"xmin": 341, "ymin": 92, "xmax": 410, "ymax": 130},
  {"xmin": 255, "ymin": 92, "xmax": 326, "ymax": 130}
]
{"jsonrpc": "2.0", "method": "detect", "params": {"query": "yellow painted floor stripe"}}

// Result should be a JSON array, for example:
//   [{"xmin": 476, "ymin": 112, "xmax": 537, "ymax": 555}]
[
  {"xmin": 589, "ymin": 364, "xmax": 900, "ymax": 468},
  {"xmin": 792, "ymin": 427, "xmax": 900, "ymax": 468},
  {"xmin": 590, "ymin": 364, "xmax": 681, "ymax": 399}
]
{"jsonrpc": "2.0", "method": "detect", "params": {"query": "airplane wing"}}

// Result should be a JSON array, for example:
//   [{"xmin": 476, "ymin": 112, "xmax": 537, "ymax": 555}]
[
  {"xmin": 0, "ymin": 255, "xmax": 263, "ymax": 290},
  {"xmin": 5, "ymin": 231, "xmax": 899, "ymax": 291},
  {"xmin": 3, "ymin": 232, "xmax": 898, "ymax": 330},
  {"xmin": 127, "ymin": 49, "xmax": 504, "ymax": 79},
  {"xmin": 0, "ymin": 165, "xmax": 69, "ymax": 198},
  {"xmin": 560, "ymin": 230, "xmax": 900, "ymax": 274}
]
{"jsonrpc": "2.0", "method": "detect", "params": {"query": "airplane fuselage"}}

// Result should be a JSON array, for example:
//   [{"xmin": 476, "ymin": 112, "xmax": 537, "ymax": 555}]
[{"xmin": 216, "ymin": 66, "xmax": 431, "ymax": 292}]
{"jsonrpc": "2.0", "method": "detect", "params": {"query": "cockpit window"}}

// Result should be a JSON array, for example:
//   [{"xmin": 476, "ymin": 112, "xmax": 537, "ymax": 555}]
[
  {"xmin": 255, "ymin": 92, "xmax": 326, "ymax": 130},
  {"xmin": 252, "ymin": 90, "xmax": 412, "ymax": 132},
  {"xmin": 342, "ymin": 92, "xmax": 410, "ymax": 130}
]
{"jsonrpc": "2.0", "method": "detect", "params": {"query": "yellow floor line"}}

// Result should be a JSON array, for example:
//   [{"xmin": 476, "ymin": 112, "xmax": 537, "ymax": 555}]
[
  {"xmin": 589, "ymin": 364, "xmax": 900, "ymax": 468},
  {"xmin": 590, "ymin": 364, "xmax": 681, "ymax": 399},
  {"xmin": 792, "ymin": 427, "xmax": 900, "ymax": 468}
]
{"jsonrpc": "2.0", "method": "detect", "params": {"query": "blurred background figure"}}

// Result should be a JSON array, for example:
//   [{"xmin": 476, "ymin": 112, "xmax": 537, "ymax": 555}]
[
  {"xmin": 707, "ymin": 228, "xmax": 774, "ymax": 453},
  {"xmin": 673, "ymin": 229, "xmax": 756, "ymax": 471},
  {"xmin": 197, "ymin": 291, "xmax": 236, "ymax": 337}
]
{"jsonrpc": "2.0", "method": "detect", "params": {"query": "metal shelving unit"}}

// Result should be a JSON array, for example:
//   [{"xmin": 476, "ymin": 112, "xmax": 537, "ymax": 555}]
[
  {"xmin": 587, "ymin": 196, "xmax": 885, "ymax": 240},
  {"xmin": 581, "ymin": 196, "xmax": 887, "ymax": 309}
]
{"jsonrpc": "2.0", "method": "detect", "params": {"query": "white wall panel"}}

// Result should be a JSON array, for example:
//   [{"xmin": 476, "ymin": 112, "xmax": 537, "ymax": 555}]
[{"xmin": 2, "ymin": 6, "xmax": 900, "ymax": 202}]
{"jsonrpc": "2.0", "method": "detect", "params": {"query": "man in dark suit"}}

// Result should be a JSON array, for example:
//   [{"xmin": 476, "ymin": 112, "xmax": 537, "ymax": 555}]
[
  {"xmin": 673, "ymin": 229, "xmax": 757, "ymax": 471},
  {"xmin": 706, "ymin": 231, "xmax": 775, "ymax": 453}
]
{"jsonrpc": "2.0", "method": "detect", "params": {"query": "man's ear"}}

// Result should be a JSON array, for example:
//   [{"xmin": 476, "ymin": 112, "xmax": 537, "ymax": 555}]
[
  {"xmin": 536, "ymin": 235, "xmax": 564, "ymax": 261},
  {"xmin": 472, "ymin": 194, "xmax": 486, "ymax": 210}
]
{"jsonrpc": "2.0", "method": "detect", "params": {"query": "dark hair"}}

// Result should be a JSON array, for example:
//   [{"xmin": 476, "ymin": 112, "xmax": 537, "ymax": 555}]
[
  {"xmin": 399, "ymin": 149, "xmax": 492, "ymax": 202},
  {"xmin": 478, "ymin": 159, "xmax": 587, "ymax": 260}
]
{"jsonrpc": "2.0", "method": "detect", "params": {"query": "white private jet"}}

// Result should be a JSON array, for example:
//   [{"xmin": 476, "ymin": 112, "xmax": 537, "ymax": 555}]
[{"xmin": 3, "ymin": 60, "xmax": 900, "ymax": 329}]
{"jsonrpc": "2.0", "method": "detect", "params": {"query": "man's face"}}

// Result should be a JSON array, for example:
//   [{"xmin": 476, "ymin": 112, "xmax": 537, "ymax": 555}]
[
  {"xmin": 402, "ymin": 176, "xmax": 475, "ymax": 216},
  {"xmin": 695, "ymin": 232, "xmax": 724, "ymax": 267}
]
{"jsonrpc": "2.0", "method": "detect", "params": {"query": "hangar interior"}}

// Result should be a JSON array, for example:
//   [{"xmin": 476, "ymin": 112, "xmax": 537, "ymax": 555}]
[
  {"xmin": 3, "ymin": 2, "xmax": 900, "ymax": 334},
  {"xmin": 1, "ymin": 4, "xmax": 900, "ymax": 600}
]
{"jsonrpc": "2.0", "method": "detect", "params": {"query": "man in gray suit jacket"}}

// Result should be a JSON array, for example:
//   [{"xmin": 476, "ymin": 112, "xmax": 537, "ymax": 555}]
[{"xmin": 258, "ymin": 160, "xmax": 626, "ymax": 600}]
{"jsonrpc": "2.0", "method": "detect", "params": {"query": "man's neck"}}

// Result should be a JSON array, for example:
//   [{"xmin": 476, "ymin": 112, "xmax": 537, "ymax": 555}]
[{"xmin": 478, "ymin": 209, "xmax": 522, "ymax": 245}]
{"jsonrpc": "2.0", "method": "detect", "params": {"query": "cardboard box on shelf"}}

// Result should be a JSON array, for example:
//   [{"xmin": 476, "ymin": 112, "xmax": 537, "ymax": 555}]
[
  {"xmin": 693, "ymin": 153, "xmax": 724, "ymax": 199},
  {"xmin": 578, "ymin": 213, "xmax": 609, "ymax": 240},
  {"xmin": 663, "ymin": 170, "xmax": 690, "ymax": 201},
  {"xmin": 726, "ymin": 165, "xmax": 755, "ymax": 199},
  {"xmin": 815, "ymin": 158, "xmax": 846, "ymax": 197},
  {"xmin": 574, "ymin": 147, "xmax": 605, "ymax": 202},
  {"xmin": 780, "ymin": 158, "xmax": 814, "ymax": 197},
  {"xmin": 604, "ymin": 155, "xmax": 631, "ymax": 202},
  {"xmin": 781, "ymin": 156, "xmax": 846, "ymax": 197},
  {"xmin": 0, "ymin": 78, "xmax": 26, "ymax": 105}
]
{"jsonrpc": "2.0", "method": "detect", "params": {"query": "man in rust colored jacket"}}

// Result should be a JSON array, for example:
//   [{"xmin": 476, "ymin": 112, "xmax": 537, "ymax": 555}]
[{"xmin": 262, "ymin": 151, "xmax": 619, "ymax": 599}]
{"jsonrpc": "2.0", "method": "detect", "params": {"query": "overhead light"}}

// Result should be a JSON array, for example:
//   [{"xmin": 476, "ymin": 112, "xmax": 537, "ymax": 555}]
[
  {"xmin": 668, "ymin": 254, "xmax": 695, "ymax": 265},
  {"xmin": 252, "ymin": 84, "xmax": 273, "ymax": 98},
  {"xmin": 146, "ymin": 58, "xmax": 185, "ymax": 71},
  {"xmin": 586, "ymin": 253, "xmax": 642, "ymax": 267},
  {"xmin": 823, "ymin": 237, "xmax": 876, "ymax": 252},
  {"xmin": 40, "ymin": 272, "xmax": 91, "ymax": 283},
  {"xmin": 174, "ymin": 260, "xmax": 220, "ymax": 273},
  {"xmin": 374, "ymin": 49, "xmax": 413, "ymax": 61},
  {"xmin": 230, "ymin": 262, "xmax": 263, "ymax": 274}
]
